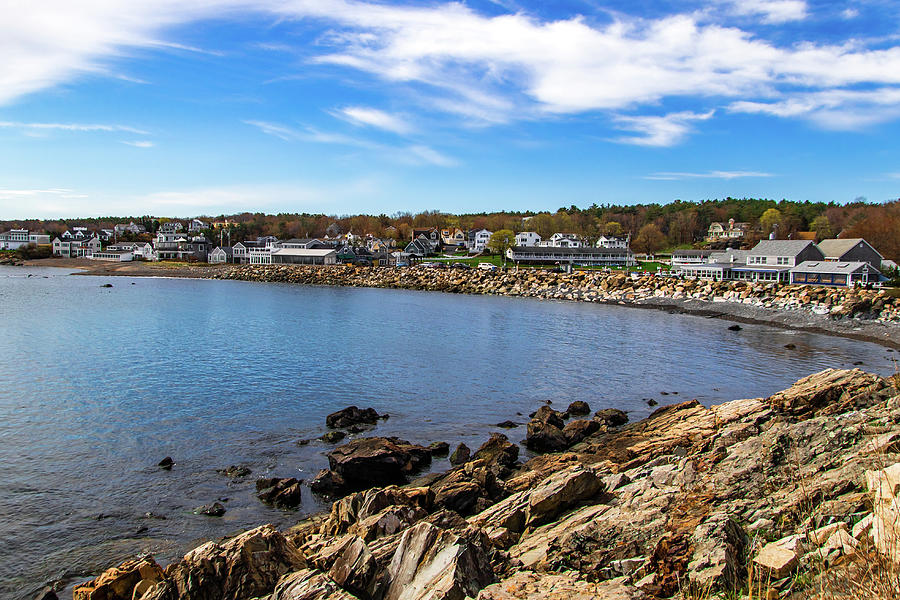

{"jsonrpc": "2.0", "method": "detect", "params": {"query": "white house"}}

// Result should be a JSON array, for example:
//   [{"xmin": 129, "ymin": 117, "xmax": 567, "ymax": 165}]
[
  {"xmin": 735, "ymin": 240, "xmax": 825, "ymax": 283},
  {"xmin": 471, "ymin": 229, "xmax": 492, "ymax": 253},
  {"xmin": 596, "ymin": 235, "xmax": 629, "ymax": 249},
  {"xmin": 541, "ymin": 233, "xmax": 582, "ymax": 248},
  {"xmin": 0, "ymin": 229, "xmax": 50, "ymax": 250},
  {"xmin": 53, "ymin": 236, "xmax": 101, "ymax": 258},
  {"xmin": 271, "ymin": 248, "xmax": 338, "ymax": 265},
  {"xmin": 90, "ymin": 250, "xmax": 133, "ymax": 262},
  {"xmin": 515, "ymin": 231, "xmax": 541, "ymax": 247},
  {"xmin": 189, "ymin": 219, "xmax": 207, "ymax": 232},
  {"xmin": 209, "ymin": 246, "xmax": 233, "ymax": 263}
]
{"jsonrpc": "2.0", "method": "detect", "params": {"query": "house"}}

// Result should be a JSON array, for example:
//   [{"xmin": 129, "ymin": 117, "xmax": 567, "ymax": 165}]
[
  {"xmin": 515, "ymin": 231, "xmax": 541, "ymax": 247},
  {"xmin": 817, "ymin": 238, "xmax": 883, "ymax": 271},
  {"xmin": 209, "ymin": 246, "xmax": 233, "ymax": 264},
  {"xmin": 159, "ymin": 221, "xmax": 183, "ymax": 234},
  {"xmin": 271, "ymin": 248, "xmax": 338, "ymax": 265},
  {"xmin": 109, "ymin": 241, "xmax": 155, "ymax": 260},
  {"xmin": 0, "ymin": 229, "xmax": 50, "ymax": 250},
  {"xmin": 366, "ymin": 238, "xmax": 393, "ymax": 253},
  {"xmin": 733, "ymin": 240, "xmax": 824, "ymax": 283},
  {"xmin": 90, "ymin": 250, "xmax": 133, "ymax": 262},
  {"xmin": 441, "ymin": 228, "xmax": 466, "ymax": 247},
  {"xmin": 232, "ymin": 242, "xmax": 250, "ymax": 263},
  {"xmin": 98, "ymin": 229, "xmax": 115, "ymax": 241},
  {"xmin": 189, "ymin": 219, "xmax": 207, "ymax": 232},
  {"xmin": 707, "ymin": 218, "xmax": 750, "ymax": 242},
  {"xmin": 790, "ymin": 261, "xmax": 882, "ymax": 287},
  {"xmin": 541, "ymin": 233, "xmax": 582, "ymax": 248},
  {"xmin": 671, "ymin": 250, "xmax": 714, "ymax": 269},
  {"xmin": 52, "ymin": 236, "xmax": 101, "ymax": 258},
  {"xmin": 61, "ymin": 227, "xmax": 94, "ymax": 241},
  {"xmin": 405, "ymin": 234, "xmax": 438, "ymax": 257},
  {"xmin": 596, "ymin": 235, "xmax": 629, "ymax": 249},
  {"xmin": 114, "ymin": 221, "xmax": 146, "ymax": 235},
  {"xmin": 470, "ymin": 229, "xmax": 492, "ymax": 253},
  {"xmin": 281, "ymin": 238, "xmax": 326, "ymax": 249},
  {"xmin": 506, "ymin": 246, "xmax": 635, "ymax": 267},
  {"xmin": 677, "ymin": 249, "xmax": 750, "ymax": 280},
  {"xmin": 155, "ymin": 235, "xmax": 211, "ymax": 262}
]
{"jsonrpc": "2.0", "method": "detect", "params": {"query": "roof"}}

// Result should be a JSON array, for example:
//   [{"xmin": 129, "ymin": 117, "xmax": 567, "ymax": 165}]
[
  {"xmin": 709, "ymin": 249, "xmax": 750, "ymax": 262},
  {"xmin": 673, "ymin": 249, "xmax": 712, "ymax": 257},
  {"xmin": 509, "ymin": 246, "xmax": 632, "ymax": 256},
  {"xmin": 748, "ymin": 240, "xmax": 816, "ymax": 256},
  {"xmin": 792, "ymin": 261, "xmax": 881, "ymax": 275},
  {"xmin": 817, "ymin": 238, "xmax": 882, "ymax": 260},
  {"xmin": 270, "ymin": 248, "xmax": 337, "ymax": 257},
  {"xmin": 212, "ymin": 246, "xmax": 233, "ymax": 255}
]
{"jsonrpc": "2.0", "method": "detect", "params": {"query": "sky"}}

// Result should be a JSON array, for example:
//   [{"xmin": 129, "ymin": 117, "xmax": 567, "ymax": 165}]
[{"xmin": 2, "ymin": 0, "xmax": 900, "ymax": 219}]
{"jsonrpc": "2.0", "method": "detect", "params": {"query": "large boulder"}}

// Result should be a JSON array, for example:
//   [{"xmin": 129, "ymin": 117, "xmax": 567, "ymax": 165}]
[
  {"xmin": 73, "ymin": 557, "xmax": 166, "ymax": 600},
  {"xmin": 328, "ymin": 537, "xmax": 378, "ymax": 598},
  {"xmin": 326, "ymin": 406, "xmax": 381, "ymax": 429},
  {"xmin": 594, "ymin": 408, "xmax": 629, "ymax": 428},
  {"xmin": 430, "ymin": 460, "xmax": 507, "ymax": 516},
  {"xmin": 525, "ymin": 407, "xmax": 568, "ymax": 453},
  {"xmin": 321, "ymin": 485, "xmax": 433, "ymax": 537},
  {"xmin": 562, "ymin": 419, "xmax": 601, "ymax": 445},
  {"xmin": 256, "ymin": 477, "xmax": 303, "ymax": 508},
  {"xmin": 565, "ymin": 401, "xmax": 591, "ymax": 417},
  {"xmin": 164, "ymin": 524, "xmax": 306, "ymax": 600},
  {"xmin": 472, "ymin": 433, "xmax": 519, "ymax": 473},
  {"xmin": 766, "ymin": 368, "xmax": 893, "ymax": 418},
  {"xmin": 382, "ymin": 522, "xmax": 495, "ymax": 600},
  {"xmin": 271, "ymin": 569, "xmax": 358, "ymax": 600},
  {"xmin": 327, "ymin": 437, "xmax": 432, "ymax": 491}
]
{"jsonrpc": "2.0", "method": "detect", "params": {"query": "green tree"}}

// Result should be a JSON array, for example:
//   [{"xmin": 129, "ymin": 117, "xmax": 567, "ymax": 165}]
[
  {"xmin": 632, "ymin": 223, "xmax": 666, "ymax": 255},
  {"xmin": 759, "ymin": 208, "xmax": 782, "ymax": 238},
  {"xmin": 487, "ymin": 229, "xmax": 515, "ymax": 265},
  {"xmin": 602, "ymin": 221, "xmax": 624, "ymax": 237},
  {"xmin": 811, "ymin": 214, "xmax": 833, "ymax": 241}
]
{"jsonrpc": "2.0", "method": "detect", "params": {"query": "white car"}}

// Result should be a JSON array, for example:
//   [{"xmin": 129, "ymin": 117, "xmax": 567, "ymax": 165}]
[{"xmin": 477, "ymin": 262, "xmax": 497, "ymax": 271}]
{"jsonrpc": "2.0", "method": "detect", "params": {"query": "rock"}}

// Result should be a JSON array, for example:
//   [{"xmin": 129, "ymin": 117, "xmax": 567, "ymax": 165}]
[
  {"xmin": 431, "ymin": 460, "xmax": 506, "ymax": 516},
  {"xmin": 687, "ymin": 513, "xmax": 746, "ymax": 589},
  {"xmin": 272, "ymin": 569, "xmax": 357, "ymax": 600},
  {"xmin": 852, "ymin": 513, "xmax": 873, "ymax": 540},
  {"xmin": 320, "ymin": 485, "xmax": 432, "ymax": 537},
  {"xmin": 477, "ymin": 571, "xmax": 646, "ymax": 600},
  {"xmin": 866, "ymin": 463, "xmax": 900, "ymax": 561},
  {"xmin": 321, "ymin": 431, "xmax": 347, "ymax": 444},
  {"xmin": 297, "ymin": 439, "xmax": 311, "ymax": 446},
  {"xmin": 256, "ymin": 477, "xmax": 303, "ymax": 508},
  {"xmin": 216, "ymin": 465, "xmax": 251, "ymax": 478},
  {"xmin": 565, "ymin": 401, "xmax": 590, "ymax": 417},
  {"xmin": 310, "ymin": 469, "xmax": 347, "ymax": 496},
  {"xmin": 525, "ymin": 465, "xmax": 603, "ymax": 525},
  {"xmin": 73, "ymin": 556, "xmax": 166, "ymax": 600},
  {"xmin": 101, "ymin": 283, "xmax": 113, "ymax": 288},
  {"xmin": 193, "ymin": 502, "xmax": 226, "ymax": 517},
  {"xmin": 728, "ymin": 324, "xmax": 742, "ymax": 331},
  {"xmin": 472, "ymin": 433, "xmax": 519, "ymax": 471},
  {"xmin": 784, "ymin": 343, "xmax": 796, "ymax": 349},
  {"xmin": 753, "ymin": 542, "xmax": 798, "ymax": 579},
  {"xmin": 34, "ymin": 587, "xmax": 58, "ymax": 600},
  {"xmin": 449, "ymin": 443, "xmax": 471, "ymax": 466},
  {"xmin": 428, "ymin": 441, "xmax": 450, "ymax": 456},
  {"xmin": 525, "ymin": 410, "xmax": 568, "ymax": 453},
  {"xmin": 646, "ymin": 399, "xmax": 658, "ymax": 407},
  {"xmin": 562, "ymin": 419, "xmax": 601, "ymax": 445},
  {"xmin": 327, "ymin": 437, "xmax": 431, "ymax": 491},
  {"xmin": 594, "ymin": 408, "xmax": 629, "ymax": 428},
  {"xmin": 495, "ymin": 421, "xmax": 518, "ymax": 429},
  {"xmin": 158, "ymin": 457, "xmax": 174, "ymax": 470},
  {"xmin": 767, "ymin": 368, "xmax": 893, "ymax": 418},
  {"xmin": 382, "ymin": 522, "xmax": 495, "ymax": 600},
  {"xmin": 531, "ymin": 405, "xmax": 564, "ymax": 428},
  {"xmin": 166, "ymin": 524, "xmax": 306, "ymax": 600},
  {"xmin": 327, "ymin": 537, "xmax": 377, "ymax": 598},
  {"xmin": 326, "ymin": 406, "xmax": 381, "ymax": 429}
]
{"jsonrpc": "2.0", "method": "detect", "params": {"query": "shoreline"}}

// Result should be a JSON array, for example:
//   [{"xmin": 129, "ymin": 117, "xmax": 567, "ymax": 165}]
[{"xmin": 18, "ymin": 257, "xmax": 900, "ymax": 349}]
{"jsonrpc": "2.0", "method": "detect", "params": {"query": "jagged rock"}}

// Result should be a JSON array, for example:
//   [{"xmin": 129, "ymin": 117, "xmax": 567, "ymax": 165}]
[
  {"xmin": 328, "ymin": 537, "xmax": 377, "ymax": 598},
  {"xmin": 34, "ymin": 587, "xmax": 58, "ymax": 600},
  {"xmin": 431, "ymin": 459, "xmax": 507, "ymax": 516},
  {"xmin": 320, "ymin": 485, "xmax": 433, "ymax": 537},
  {"xmin": 256, "ymin": 477, "xmax": 303, "ymax": 508},
  {"xmin": 73, "ymin": 556, "xmax": 166, "ymax": 600},
  {"xmin": 477, "ymin": 571, "xmax": 646, "ymax": 600},
  {"xmin": 594, "ymin": 408, "xmax": 629, "ymax": 428},
  {"xmin": 311, "ymin": 469, "xmax": 347, "ymax": 496},
  {"xmin": 562, "ymin": 419, "xmax": 601, "ymax": 445},
  {"xmin": 565, "ymin": 401, "xmax": 590, "ymax": 417},
  {"xmin": 754, "ymin": 542, "xmax": 798, "ymax": 579},
  {"xmin": 525, "ymin": 407, "xmax": 568, "ymax": 453},
  {"xmin": 767, "ymin": 368, "xmax": 893, "ymax": 418},
  {"xmin": 686, "ymin": 513, "xmax": 746, "ymax": 589},
  {"xmin": 428, "ymin": 441, "xmax": 450, "ymax": 456},
  {"xmin": 382, "ymin": 522, "xmax": 495, "ymax": 600},
  {"xmin": 272, "ymin": 569, "xmax": 358, "ymax": 600},
  {"xmin": 327, "ymin": 437, "xmax": 431, "ymax": 491},
  {"xmin": 526, "ymin": 465, "xmax": 603, "ymax": 526},
  {"xmin": 449, "ymin": 443, "xmax": 470, "ymax": 466},
  {"xmin": 165, "ymin": 524, "xmax": 306, "ymax": 600},
  {"xmin": 158, "ymin": 457, "xmax": 174, "ymax": 470},
  {"xmin": 472, "ymin": 433, "xmax": 519, "ymax": 472},
  {"xmin": 193, "ymin": 502, "xmax": 226, "ymax": 517},
  {"xmin": 326, "ymin": 406, "xmax": 381, "ymax": 429},
  {"xmin": 321, "ymin": 431, "xmax": 347, "ymax": 444}
]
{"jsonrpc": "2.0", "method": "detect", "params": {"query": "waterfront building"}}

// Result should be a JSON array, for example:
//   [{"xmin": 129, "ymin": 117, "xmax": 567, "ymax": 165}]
[
  {"xmin": 0, "ymin": 229, "xmax": 51, "ymax": 250},
  {"xmin": 595, "ymin": 235, "xmax": 629, "ymax": 249},
  {"xmin": 733, "ymin": 240, "xmax": 824, "ymax": 283},
  {"xmin": 515, "ymin": 231, "xmax": 541, "ymax": 247},
  {"xmin": 471, "ymin": 229, "xmax": 492, "ymax": 253},
  {"xmin": 677, "ymin": 249, "xmax": 750, "ymax": 280},
  {"xmin": 209, "ymin": 246, "xmax": 233, "ymax": 263},
  {"xmin": 155, "ymin": 235, "xmax": 211, "ymax": 262},
  {"xmin": 52, "ymin": 236, "xmax": 101, "ymax": 258},
  {"xmin": 271, "ymin": 248, "xmax": 338, "ymax": 265},
  {"xmin": 540, "ymin": 233, "xmax": 582, "ymax": 248},
  {"xmin": 817, "ymin": 238, "xmax": 883, "ymax": 271},
  {"xmin": 89, "ymin": 250, "xmax": 133, "ymax": 262},
  {"xmin": 671, "ymin": 250, "xmax": 714, "ymax": 269},
  {"xmin": 790, "ymin": 261, "xmax": 881, "ymax": 287},
  {"xmin": 506, "ymin": 245, "xmax": 635, "ymax": 267}
]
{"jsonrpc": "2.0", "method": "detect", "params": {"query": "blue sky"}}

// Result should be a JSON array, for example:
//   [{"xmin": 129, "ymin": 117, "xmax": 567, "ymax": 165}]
[{"xmin": 1, "ymin": 0, "xmax": 900, "ymax": 218}]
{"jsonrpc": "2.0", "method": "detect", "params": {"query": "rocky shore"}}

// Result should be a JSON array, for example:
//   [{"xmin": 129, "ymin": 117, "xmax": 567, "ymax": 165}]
[{"xmin": 69, "ymin": 367, "xmax": 900, "ymax": 600}]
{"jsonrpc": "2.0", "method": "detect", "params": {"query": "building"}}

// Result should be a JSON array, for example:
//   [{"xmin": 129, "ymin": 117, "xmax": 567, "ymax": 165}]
[
  {"xmin": 159, "ymin": 221, "xmax": 183, "ymax": 234},
  {"xmin": 541, "ymin": 233, "xmax": 582, "ymax": 248},
  {"xmin": 470, "ymin": 229, "xmax": 492, "ymax": 253},
  {"xmin": 817, "ymin": 238, "xmax": 883, "ymax": 271},
  {"xmin": 281, "ymin": 238, "xmax": 327, "ymax": 249},
  {"xmin": 595, "ymin": 235, "xmax": 629, "ymax": 249},
  {"xmin": 733, "ymin": 240, "xmax": 824, "ymax": 283},
  {"xmin": 441, "ymin": 228, "xmax": 466, "ymax": 247},
  {"xmin": 271, "ymin": 248, "xmax": 338, "ymax": 265},
  {"xmin": 155, "ymin": 235, "xmax": 211, "ymax": 262},
  {"xmin": 52, "ymin": 236, "xmax": 101, "ymax": 258},
  {"xmin": 515, "ymin": 231, "xmax": 542, "ymax": 247},
  {"xmin": 507, "ymin": 246, "xmax": 635, "ymax": 267},
  {"xmin": 0, "ymin": 229, "xmax": 51, "ymax": 250},
  {"xmin": 671, "ymin": 250, "xmax": 713, "ymax": 269},
  {"xmin": 106, "ymin": 241, "xmax": 155, "ymax": 260},
  {"xmin": 790, "ymin": 261, "xmax": 882, "ymax": 287},
  {"xmin": 114, "ymin": 222, "xmax": 146, "ymax": 235},
  {"xmin": 405, "ymin": 234, "xmax": 439, "ymax": 257},
  {"xmin": 209, "ymin": 246, "xmax": 233, "ymax": 264},
  {"xmin": 677, "ymin": 249, "xmax": 750, "ymax": 280},
  {"xmin": 707, "ymin": 218, "xmax": 750, "ymax": 242},
  {"xmin": 89, "ymin": 250, "xmax": 133, "ymax": 262},
  {"xmin": 189, "ymin": 219, "xmax": 207, "ymax": 232}
]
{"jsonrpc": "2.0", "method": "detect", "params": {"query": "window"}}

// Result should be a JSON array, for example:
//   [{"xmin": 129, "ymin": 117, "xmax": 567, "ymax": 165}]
[{"xmin": 776, "ymin": 257, "xmax": 789, "ymax": 265}]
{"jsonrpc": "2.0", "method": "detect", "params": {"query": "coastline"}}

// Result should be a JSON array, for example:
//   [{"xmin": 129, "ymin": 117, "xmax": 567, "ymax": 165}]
[{"xmin": 19, "ymin": 257, "xmax": 900, "ymax": 348}]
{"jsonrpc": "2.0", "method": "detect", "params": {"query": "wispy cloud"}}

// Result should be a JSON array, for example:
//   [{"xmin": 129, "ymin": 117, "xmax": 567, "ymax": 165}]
[
  {"xmin": 720, "ymin": 0, "xmax": 808, "ymax": 24},
  {"xmin": 122, "ymin": 140, "xmax": 155, "ymax": 148},
  {"xmin": 0, "ymin": 121, "xmax": 149, "ymax": 135},
  {"xmin": 644, "ymin": 170, "xmax": 774, "ymax": 180},
  {"xmin": 331, "ymin": 106, "xmax": 414, "ymax": 135},
  {"xmin": 729, "ymin": 88, "xmax": 900, "ymax": 129},
  {"xmin": 610, "ymin": 111, "xmax": 715, "ymax": 147}
]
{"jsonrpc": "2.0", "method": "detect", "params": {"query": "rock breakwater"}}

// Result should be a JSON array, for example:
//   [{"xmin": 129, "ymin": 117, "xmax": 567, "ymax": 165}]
[
  {"xmin": 212, "ymin": 265, "xmax": 900, "ymax": 324},
  {"xmin": 73, "ymin": 368, "xmax": 900, "ymax": 600}
]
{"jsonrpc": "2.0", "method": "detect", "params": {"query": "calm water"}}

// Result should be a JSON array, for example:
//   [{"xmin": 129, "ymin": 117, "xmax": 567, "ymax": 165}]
[{"xmin": 0, "ymin": 266, "xmax": 895, "ymax": 599}]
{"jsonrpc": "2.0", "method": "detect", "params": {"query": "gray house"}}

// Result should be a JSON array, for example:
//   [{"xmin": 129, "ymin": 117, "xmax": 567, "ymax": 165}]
[
  {"xmin": 817, "ymin": 238, "xmax": 883, "ymax": 271},
  {"xmin": 734, "ymin": 240, "xmax": 824, "ymax": 282},
  {"xmin": 790, "ymin": 261, "xmax": 881, "ymax": 287}
]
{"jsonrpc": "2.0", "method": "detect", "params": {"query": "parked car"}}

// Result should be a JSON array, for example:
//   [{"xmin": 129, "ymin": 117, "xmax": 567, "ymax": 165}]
[
  {"xmin": 451, "ymin": 262, "xmax": 471, "ymax": 269},
  {"xmin": 477, "ymin": 262, "xmax": 497, "ymax": 271}
]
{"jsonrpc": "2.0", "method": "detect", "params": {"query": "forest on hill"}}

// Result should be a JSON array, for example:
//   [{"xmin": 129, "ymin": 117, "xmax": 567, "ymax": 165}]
[{"xmin": 4, "ymin": 197, "xmax": 899, "ymax": 259}]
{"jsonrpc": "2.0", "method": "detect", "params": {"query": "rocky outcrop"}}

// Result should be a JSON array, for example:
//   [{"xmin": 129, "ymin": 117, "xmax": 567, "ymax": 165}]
[
  {"xmin": 524, "ymin": 406, "xmax": 568, "ymax": 453},
  {"xmin": 565, "ymin": 401, "xmax": 590, "ymax": 417},
  {"xmin": 471, "ymin": 433, "xmax": 519, "ymax": 475},
  {"xmin": 766, "ymin": 367, "xmax": 893, "ymax": 417},
  {"xmin": 257, "ymin": 477, "xmax": 303, "ymax": 508},
  {"xmin": 594, "ymin": 408, "xmax": 629, "ymax": 428},
  {"xmin": 74, "ymin": 557, "xmax": 166, "ymax": 600},
  {"xmin": 325, "ymin": 437, "xmax": 431, "ymax": 492},
  {"xmin": 326, "ymin": 407, "xmax": 382, "ymax": 429}
]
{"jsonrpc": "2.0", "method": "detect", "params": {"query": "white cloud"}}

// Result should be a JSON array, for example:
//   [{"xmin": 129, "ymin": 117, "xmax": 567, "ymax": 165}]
[
  {"xmin": 841, "ymin": 8, "xmax": 860, "ymax": 19},
  {"xmin": 644, "ymin": 170, "xmax": 774, "ymax": 180},
  {"xmin": 722, "ymin": 0, "xmax": 808, "ymax": 24},
  {"xmin": 0, "ymin": 121, "xmax": 148, "ymax": 134},
  {"xmin": 122, "ymin": 140, "xmax": 155, "ymax": 147},
  {"xmin": 729, "ymin": 88, "xmax": 900, "ymax": 129},
  {"xmin": 405, "ymin": 145, "xmax": 458, "ymax": 167},
  {"xmin": 611, "ymin": 110, "xmax": 714, "ymax": 146},
  {"xmin": 331, "ymin": 106, "xmax": 413, "ymax": 134}
]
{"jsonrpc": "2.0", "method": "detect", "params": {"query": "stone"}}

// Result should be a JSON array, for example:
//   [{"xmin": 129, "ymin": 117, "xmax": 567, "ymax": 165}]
[
  {"xmin": 327, "ymin": 537, "xmax": 377, "ymax": 598},
  {"xmin": 321, "ymin": 431, "xmax": 347, "ymax": 444},
  {"xmin": 562, "ymin": 419, "xmax": 601, "ymax": 445},
  {"xmin": 808, "ymin": 522, "xmax": 848, "ymax": 546},
  {"xmin": 383, "ymin": 522, "xmax": 495, "ymax": 600},
  {"xmin": 753, "ymin": 542, "xmax": 798, "ymax": 579},
  {"xmin": 216, "ymin": 465, "xmax": 251, "ymax": 478},
  {"xmin": 74, "ymin": 557, "xmax": 166, "ymax": 600},
  {"xmin": 158, "ymin": 457, "xmax": 174, "ymax": 470},
  {"xmin": 428, "ymin": 441, "xmax": 450, "ymax": 456},
  {"xmin": 524, "ymin": 406, "xmax": 568, "ymax": 453},
  {"xmin": 472, "ymin": 433, "xmax": 519, "ymax": 471},
  {"xmin": 728, "ymin": 324, "xmax": 742, "ymax": 331},
  {"xmin": 449, "ymin": 443, "xmax": 470, "ymax": 466},
  {"xmin": 327, "ymin": 437, "xmax": 431, "ymax": 491},
  {"xmin": 34, "ymin": 587, "xmax": 58, "ymax": 600},
  {"xmin": 271, "ymin": 569, "xmax": 357, "ymax": 600},
  {"xmin": 525, "ymin": 465, "xmax": 603, "ymax": 525},
  {"xmin": 852, "ymin": 513, "xmax": 873, "ymax": 540},
  {"xmin": 767, "ymin": 368, "xmax": 892, "ymax": 418},
  {"xmin": 431, "ymin": 461, "xmax": 506, "ymax": 516},
  {"xmin": 477, "ymin": 571, "xmax": 646, "ymax": 600},
  {"xmin": 495, "ymin": 421, "xmax": 518, "ymax": 429},
  {"xmin": 310, "ymin": 469, "xmax": 347, "ymax": 496},
  {"xmin": 326, "ymin": 406, "xmax": 381, "ymax": 429},
  {"xmin": 594, "ymin": 408, "xmax": 629, "ymax": 428},
  {"xmin": 256, "ymin": 477, "xmax": 303, "ymax": 508},
  {"xmin": 193, "ymin": 502, "xmax": 226, "ymax": 517},
  {"xmin": 565, "ymin": 401, "xmax": 591, "ymax": 417}
]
